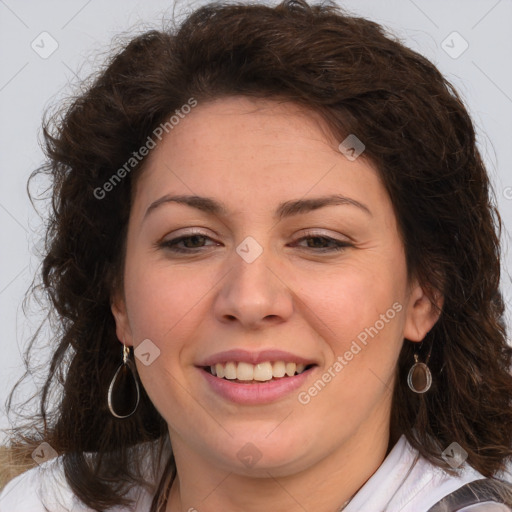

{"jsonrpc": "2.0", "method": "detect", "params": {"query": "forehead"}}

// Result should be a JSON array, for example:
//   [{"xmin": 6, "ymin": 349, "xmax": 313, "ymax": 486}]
[{"xmin": 131, "ymin": 96, "xmax": 385, "ymax": 218}]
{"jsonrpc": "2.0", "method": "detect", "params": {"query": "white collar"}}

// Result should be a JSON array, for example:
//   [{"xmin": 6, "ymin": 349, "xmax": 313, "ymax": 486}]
[{"xmin": 344, "ymin": 434, "xmax": 487, "ymax": 512}]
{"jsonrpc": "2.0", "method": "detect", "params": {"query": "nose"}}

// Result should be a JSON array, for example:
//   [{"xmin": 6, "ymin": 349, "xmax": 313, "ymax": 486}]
[{"xmin": 212, "ymin": 244, "xmax": 294, "ymax": 330}]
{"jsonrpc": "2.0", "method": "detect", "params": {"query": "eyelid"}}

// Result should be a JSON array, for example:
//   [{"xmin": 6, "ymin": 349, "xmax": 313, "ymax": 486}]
[
  {"xmin": 161, "ymin": 228, "xmax": 349, "ymax": 243},
  {"xmin": 298, "ymin": 228, "xmax": 353, "ymax": 243},
  {"xmin": 160, "ymin": 227, "xmax": 215, "ymax": 241},
  {"xmin": 300, "ymin": 228, "xmax": 342, "ymax": 237}
]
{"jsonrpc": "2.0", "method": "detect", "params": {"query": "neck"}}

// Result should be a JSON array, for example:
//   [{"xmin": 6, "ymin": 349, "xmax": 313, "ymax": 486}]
[{"xmin": 165, "ymin": 421, "xmax": 391, "ymax": 512}]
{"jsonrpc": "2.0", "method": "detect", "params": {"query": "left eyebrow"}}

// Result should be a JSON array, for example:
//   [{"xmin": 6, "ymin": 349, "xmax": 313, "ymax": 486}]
[
  {"xmin": 275, "ymin": 194, "xmax": 372, "ymax": 219},
  {"xmin": 143, "ymin": 193, "xmax": 372, "ymax": 221}
]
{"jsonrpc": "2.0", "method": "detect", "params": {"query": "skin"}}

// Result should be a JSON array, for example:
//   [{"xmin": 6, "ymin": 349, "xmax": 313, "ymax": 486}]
[{"xmin": 112, "ymin": 96, "xmax": 442, "ymax": 512}]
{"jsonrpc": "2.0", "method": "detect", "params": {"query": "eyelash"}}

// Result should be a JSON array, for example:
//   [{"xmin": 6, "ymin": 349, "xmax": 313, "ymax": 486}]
[{"xmin": 159, "ymin": 231, "xmax": 352, "ymax": 254}]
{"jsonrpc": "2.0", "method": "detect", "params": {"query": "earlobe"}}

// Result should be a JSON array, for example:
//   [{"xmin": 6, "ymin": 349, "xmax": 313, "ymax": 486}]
[
  {"xmin": 110, "ymin": 292, "xmax": 133, "ymax": 346},
  {"xmin": 403, "ymin": 281, "xmax": 443, "ymax": 342}
]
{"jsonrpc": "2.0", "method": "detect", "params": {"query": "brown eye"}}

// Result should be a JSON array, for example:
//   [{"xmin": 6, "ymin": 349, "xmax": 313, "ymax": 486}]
[
  {"xmin": 294, "ymin": 234, "xmax": 352, "ymax": 252},
  {"xmin": 160, "ymin": 233, "xmax": 218, "ymax": 253}
]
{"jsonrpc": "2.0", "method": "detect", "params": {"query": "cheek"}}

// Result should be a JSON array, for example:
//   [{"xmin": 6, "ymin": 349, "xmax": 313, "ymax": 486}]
[
  {"xmin": 302, "ymin": 261, "xmax": 405, "ymax": 341},
  {"xmin": 301, "ymin": 262, "xmax": 406, "ymax": 412},
  {"xmin": 302, "ymin": 270, "xmax": 404, "ymax": 414},
  {"xmin": 122, "ymin": 259, "xmax": 202, "ymax": 415},
  {"xmin": 123, "ymin": 256, "xmax": 211, "ymax": 342}
]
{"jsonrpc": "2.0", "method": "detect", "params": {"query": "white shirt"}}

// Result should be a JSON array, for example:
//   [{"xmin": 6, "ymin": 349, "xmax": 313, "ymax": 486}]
[{"xmin": 1, "ymin": 435, "xmax": 511, "ymax": 511}]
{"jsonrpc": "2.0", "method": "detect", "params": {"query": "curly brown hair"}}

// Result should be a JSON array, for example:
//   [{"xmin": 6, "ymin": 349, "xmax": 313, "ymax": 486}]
[{"xmin": 3, "ymin": 0, "xmax": 512, "ymax": 510}]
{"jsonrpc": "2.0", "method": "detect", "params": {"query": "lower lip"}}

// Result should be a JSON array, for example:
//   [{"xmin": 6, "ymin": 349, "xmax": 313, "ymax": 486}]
[{"xmin": 199, "ymin": 366, "xmax": 316, "ymax": 405}]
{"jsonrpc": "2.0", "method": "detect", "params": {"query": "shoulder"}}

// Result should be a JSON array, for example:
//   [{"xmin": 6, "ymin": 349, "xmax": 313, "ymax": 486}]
[
  {"xmin": 0, "ymin": 453, "xmax": 156, "ymax": 512},
  {"xmin": 407, "ymin": 443, "xmax": 512, "ymax": 512},
  {"xmin": 405, "ymin": 457, "xmax": 512, "ymax": 512},
  {"xmin": 0, "ymin": 457, "xmax": 86, "ymax": 512},
  {"xmin": 0, "ymin": 438, "xmax": 169, "ymax": 512},
  {"xmin": 345, "ymin": 434, "xmax": 512, "ymax": 512}
]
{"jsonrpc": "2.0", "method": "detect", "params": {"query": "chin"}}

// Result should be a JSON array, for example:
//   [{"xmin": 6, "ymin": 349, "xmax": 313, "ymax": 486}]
[{"xmin": 206, "ymin": 434, "xmax": 315, "ymax": 476}]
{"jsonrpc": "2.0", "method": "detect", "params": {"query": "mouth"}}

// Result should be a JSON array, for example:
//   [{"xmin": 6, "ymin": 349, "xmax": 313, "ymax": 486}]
[
  {"xmin": 201, "ymin": 361, "xmax": 317, "ymax": 384},
  {"xmin": 196, "ymin": 349, "xmax": 319, "ymax": 403}
]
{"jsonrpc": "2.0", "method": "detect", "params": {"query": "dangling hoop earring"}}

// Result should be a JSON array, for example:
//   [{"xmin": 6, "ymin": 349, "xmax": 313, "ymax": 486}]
[
  {"xmin": 407, "ymin": 338, "xmax": 433, "ymax": 394},
  {"xmin": 107, "ymin": 344, "xmax": 141, "ymax": 418}
]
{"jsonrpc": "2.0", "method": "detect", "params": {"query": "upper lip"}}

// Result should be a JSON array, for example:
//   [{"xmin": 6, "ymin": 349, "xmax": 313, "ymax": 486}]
[{"xmin": 197, "ymin": 349, "xmax": 318, "ymax": 367}]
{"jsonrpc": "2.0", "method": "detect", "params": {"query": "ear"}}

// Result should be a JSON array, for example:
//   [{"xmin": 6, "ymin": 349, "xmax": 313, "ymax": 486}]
[
  {"xmin": 403, "ymin": 278, "xmax": 443, "ymax": 342},
  {"xmin": 111, "ymin": 290, "xmax": 134, "ymax": 347}
]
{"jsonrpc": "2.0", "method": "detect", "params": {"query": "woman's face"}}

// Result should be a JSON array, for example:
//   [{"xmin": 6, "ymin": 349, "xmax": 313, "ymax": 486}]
[{"xmin": 112, "ymin": 96, "xmax": 439, "ymax": 476}]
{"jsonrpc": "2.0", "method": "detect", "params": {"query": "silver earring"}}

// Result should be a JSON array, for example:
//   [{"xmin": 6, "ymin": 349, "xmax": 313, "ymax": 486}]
[
  {"xmin": 107, "ymin": 344, "xmax": 140, "ymax": 418},
  {"xmin": 407, "ymin": 342, "xmax": 433, "ymax": 394}
]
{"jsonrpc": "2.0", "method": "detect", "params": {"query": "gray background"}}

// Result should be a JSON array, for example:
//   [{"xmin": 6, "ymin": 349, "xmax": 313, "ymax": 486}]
[{"xmin": 1, "ymin": 0, "xmax": 511, "ymax": 443}]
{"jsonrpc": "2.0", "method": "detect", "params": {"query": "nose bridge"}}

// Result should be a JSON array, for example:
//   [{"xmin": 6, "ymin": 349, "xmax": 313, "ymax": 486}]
[{"xmin": 213, "ymin": 235, "xmax": 293, "ymax": 327}]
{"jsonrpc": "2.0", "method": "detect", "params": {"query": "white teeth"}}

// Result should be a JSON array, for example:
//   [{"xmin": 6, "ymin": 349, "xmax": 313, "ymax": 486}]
[
  {"xmin": 236, "ymin": 362, "xmax": 254, "ymax": 381},
  {"xmin": 208, "ymin": 360, "xmax": 310, "ymax": 381},
  {"xmin": 285, "ymin": 362, "xmax": 297, "ymax": 377},
  {"xmin": 215, "ymin": 363, "xmax": 225, "ymax": 378},
  {"xmin": 224, "ymin": 361, "xmax": 237, "ymax": 379},
  {"xmin": 272, "ymin": 361, "xmax": 286, "ymax": 378},
  {"xmin": 254, "ymin": 362, "xmax": 273, "ymax": 381}
]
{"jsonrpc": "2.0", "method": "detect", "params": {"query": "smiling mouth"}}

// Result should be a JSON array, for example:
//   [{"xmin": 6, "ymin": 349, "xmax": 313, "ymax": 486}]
[{"xmin": 202, "ymin": 361, "xmax": 316, "ymax": 383}]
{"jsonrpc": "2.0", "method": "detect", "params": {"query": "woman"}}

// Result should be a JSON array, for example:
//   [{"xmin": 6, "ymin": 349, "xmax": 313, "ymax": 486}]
[{"xmin": 1, "ymin": 1, "xmax": 511, "ymax": 511}]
